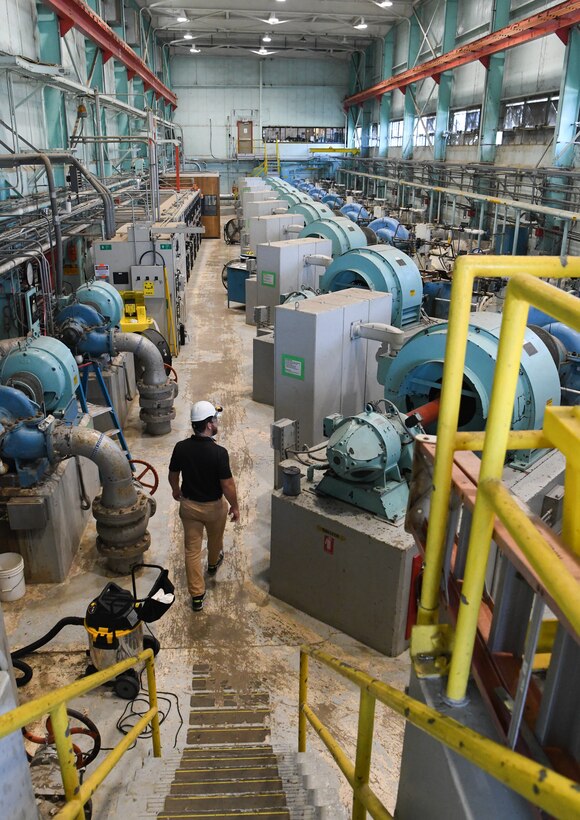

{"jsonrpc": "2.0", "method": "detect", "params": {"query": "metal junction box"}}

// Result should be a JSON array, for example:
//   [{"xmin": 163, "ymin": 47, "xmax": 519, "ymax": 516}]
[
  {"xmin": 255, "ymin": 238, "xmax": 333, "ymax": 315},
  {"xmin": 274, "ymin": 288, "xmax": 393, "ymax": 447},
  {"xmin": 270, "ymin": 482, "xmax": 417, "ymax": 656}
]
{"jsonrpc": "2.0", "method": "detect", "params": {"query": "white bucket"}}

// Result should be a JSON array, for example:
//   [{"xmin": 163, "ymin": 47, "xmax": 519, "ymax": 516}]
[{"xmin": 0, "ymin": 553, "xmax": 25, "ymax": 602}]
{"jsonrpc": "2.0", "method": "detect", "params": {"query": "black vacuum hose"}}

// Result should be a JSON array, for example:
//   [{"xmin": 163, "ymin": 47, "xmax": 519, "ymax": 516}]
[{"xmin": 11, "ymin": 616, "xmax": 84, "ymax": 688}]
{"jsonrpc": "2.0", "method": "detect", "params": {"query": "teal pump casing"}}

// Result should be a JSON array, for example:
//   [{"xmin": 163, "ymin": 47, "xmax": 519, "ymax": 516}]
[
  {"xmin": 379, "ymin": 312, "xmax": 560, "ymax": 434},
  {"xmin": 289, "ymin": 201, "xmax": 335, "ymax": 224},
  {"xmin": 0, "ymin": 336, "xmax": 79, "ymax": 416},
  {"xmin": 316, "ymin": 407, "xmax": 415, "ymax": 521},
  {"xmin": 299, "ymin": 216, "xmax": 367, "ymax": 257},
  {"xmin": 75, "ymin": 281, "xmax": 123, "ymax": 329},
  {"xmin": 320, "ymin": 245, "xmax": 423, "ymax": 328}
]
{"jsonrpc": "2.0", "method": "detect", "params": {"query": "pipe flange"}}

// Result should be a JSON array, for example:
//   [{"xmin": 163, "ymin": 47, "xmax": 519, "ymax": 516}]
[
  {"xmin": 92, "ymin": 492, "xmax": 155, "ymax": 525},
  {"xmin": 137, "ymin": 380, "xmax": 178, "ymax": 402},
  {"xmin": 139, "ymin": 407, "xmax": 176, "ymax": 436},
  {"xmin": 96, "ymin": 533, "xmax": 151, "ymax": 574}
]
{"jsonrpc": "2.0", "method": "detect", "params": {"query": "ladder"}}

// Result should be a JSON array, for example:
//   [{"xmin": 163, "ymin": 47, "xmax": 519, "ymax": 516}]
[{"xmin": 76, "ymin": 360, "xmax": 132, "ymax": 462}]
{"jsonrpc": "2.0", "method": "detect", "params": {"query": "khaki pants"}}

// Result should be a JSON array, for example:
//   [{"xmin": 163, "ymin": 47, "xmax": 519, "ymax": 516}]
[{"xmin": 179, "ymin": 496, "xmax": 228, "ymax": 596}]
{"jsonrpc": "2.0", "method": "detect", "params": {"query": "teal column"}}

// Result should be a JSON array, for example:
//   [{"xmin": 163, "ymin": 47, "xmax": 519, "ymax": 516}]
[
  {"xmin": 479, "ymin": 0, "xmax": 510, "ymax": 164},
  {"xmin": 434, "ymin": 0, "xmax": 458, "ymax": 162},
  {"xmin": 541, "ymin": 27, "xmax": 580, "ymax": 254},
  {"xmin": 402, "ymin": 16, "xmax": 420, "ymax": 161},
  {"xmin": 379, "ymin": 29, "xmax": 394, "ymax": 157},
  {"xmin": 36, "ymin": 6, "xmax": 67, "ymax": 184},
  {"xmin": 553, "ymin": 26, "xmax": 580, "ymax": 169}
]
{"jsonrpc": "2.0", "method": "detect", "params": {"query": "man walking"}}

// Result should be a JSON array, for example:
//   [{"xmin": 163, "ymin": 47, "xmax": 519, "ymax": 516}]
[{"xmin": 168, "ymin": 400, "xmax": 240, "ymax": 611}]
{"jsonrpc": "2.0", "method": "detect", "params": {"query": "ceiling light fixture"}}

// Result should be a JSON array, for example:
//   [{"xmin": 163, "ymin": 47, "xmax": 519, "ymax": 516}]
[
  {"xmin": 374, "ymin": 1, "xmax": 393, "ymax": 7},
  {"xmin": 354, "ymin": 17, "xmax": 368, "ymax": 30},
  {"xmin": 177, "ymin": 15, "xmax": 188, "ymax": 23},
  {"xmin": 262, "ymin": 33, "xmax": 272, "ymax": 42},
  {"xmin": 252, "ymin": 47, "xmax": 276, "ymax": 55},
  {"xmin": 183, "ymin": 33, "xmax": 193, "ymax": 39},
  {"xmin": 258, "ymin": 12, "xmax": 288, "ymax": 25},
  {"xmin": 189, "ymin": 46, "xmax": 200, "ymax": 53}
]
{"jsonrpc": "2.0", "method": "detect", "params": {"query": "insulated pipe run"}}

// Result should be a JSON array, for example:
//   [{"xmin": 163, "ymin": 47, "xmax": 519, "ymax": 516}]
[{"xmin": 0, "ymin": 153, "xmax": 64, "ymax": 292}]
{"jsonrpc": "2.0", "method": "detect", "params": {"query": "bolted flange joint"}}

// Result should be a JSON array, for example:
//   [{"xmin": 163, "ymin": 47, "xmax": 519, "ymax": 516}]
[
  {"xmin": 92, "ymin": 490, "xmax": 156, "ymax": 573},
  {"xmin": 138, "ymin": 379, "xmax": 178, "ymax": 436}
]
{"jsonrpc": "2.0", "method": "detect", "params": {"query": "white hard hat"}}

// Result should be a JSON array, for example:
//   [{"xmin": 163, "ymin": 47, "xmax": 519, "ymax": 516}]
[{"xmin": 190, "ymin": 400, "xmax": 222, "ymax": 422}]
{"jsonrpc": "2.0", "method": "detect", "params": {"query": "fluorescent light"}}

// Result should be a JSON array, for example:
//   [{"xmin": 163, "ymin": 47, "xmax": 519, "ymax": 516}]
[
  {"xmin": 183, "ymin": 33, "xmax": 193, "ymax": 40},
  {"xmin": 375, "ymin": 1, "xmax": 393, "ymax": 7},
  {"xmin": 354, "ymin": 17, "xmax": 368, "ymax": 30},
  {"xmin": 262, "ymin": 34, "xmax": 272, "ymax": 42},
  {"xmin": 177, "ymin": 15, "xmax": 188, "ymax": 23},
  {"xmin": 189, "ymin": 46, "xmax": 200, "ymax": 53}
]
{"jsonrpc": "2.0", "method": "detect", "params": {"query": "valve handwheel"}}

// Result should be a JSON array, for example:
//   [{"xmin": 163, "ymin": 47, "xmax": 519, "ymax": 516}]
[
  {"xmin": 164, "ymin": 363, "xmax": 178, "ymax": 383},
  {"xmin": 25, "ymin": 708, "xmax": 101, "ymax": 769},
  {"xmin": 130, "ymin": 460, "xmax": 159, "ymax": 495}
]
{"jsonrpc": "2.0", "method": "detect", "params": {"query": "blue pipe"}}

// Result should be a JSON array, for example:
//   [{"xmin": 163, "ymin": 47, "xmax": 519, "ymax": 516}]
[{"xmin": 544, "ymin": 323, "xmax": 580, "ymax": 356}]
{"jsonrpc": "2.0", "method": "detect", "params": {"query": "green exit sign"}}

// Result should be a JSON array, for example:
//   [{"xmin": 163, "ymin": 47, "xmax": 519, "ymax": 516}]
[
  {"xmin": 100, "ymin": 244, "xmax": 112, "ymax": 250},
  {"xmin": 159, "ymin": 243, "xmax": 172, "ymax": 250}
]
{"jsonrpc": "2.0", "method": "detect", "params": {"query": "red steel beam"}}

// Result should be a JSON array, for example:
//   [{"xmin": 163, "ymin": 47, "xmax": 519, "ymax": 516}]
[
  {"xmin": 41, "ymin": 0, "xmax": 177, "ymax": 108},
  {"xmin": 345, "ymin": 0, "xmax": 580, "ymax": 108}
]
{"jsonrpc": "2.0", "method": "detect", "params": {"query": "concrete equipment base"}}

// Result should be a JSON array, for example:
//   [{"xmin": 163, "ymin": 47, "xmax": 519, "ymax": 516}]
[
  {"xmin": 253, "ymin": 332, "xmax": 275, "ymax": 405},
  {"xmin": 270, "ymin": 479, "xmax": 417, "ymax": 656},
  {"xmin": 86, "ymin": 352, "xmax": 136, "ymax": 432},
  {"xmin": 0, "ymin": 418, "xmax": 100, "ymax": 583},
  {"xmin": 395, "ymin": 671, "xmax": 535, "ymax": 819}
]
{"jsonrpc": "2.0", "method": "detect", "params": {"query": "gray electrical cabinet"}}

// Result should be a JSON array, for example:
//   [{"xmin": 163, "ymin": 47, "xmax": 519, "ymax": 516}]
[
  {"xmin": 249, "ymin": 213, "xmax": 305, "ymax": 253},
  {"xmin": 274, "ymin": 288, "xmax": 393, "ymax": 447},
  {"xmin": 255, "ymin": 238, "xmax": 333, "ymax": 315},
  {"xmin": 270, "ymin": 482, "xmax": 417, "ymax": 656}
]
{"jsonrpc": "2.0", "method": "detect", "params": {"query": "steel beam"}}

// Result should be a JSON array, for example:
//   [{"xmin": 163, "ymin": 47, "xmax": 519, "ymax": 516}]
[
  {"xmin": 434, "ymin": 0, "xmax": 458, "ymax": 162},
  {"xmin": 479, "ymin": 0, "xmax": 510, "ymax": 163},
  {"xmin": 402, "ymin": 16, "xmax": 421, "ymax": 161},
  {"xmin": 344, "ymin": 0, "xmax": 580, "ymax": 109},
  {"xmin": 40, "ymin": 0, "xmax": 177, "ymax": 107},
  {"xmin": 379, "ymin": 30, "xmax": 394, "ymax": 157},
  {"xmin": 554, "ymin": 24, "xmax": 580, "ymax": 168}
]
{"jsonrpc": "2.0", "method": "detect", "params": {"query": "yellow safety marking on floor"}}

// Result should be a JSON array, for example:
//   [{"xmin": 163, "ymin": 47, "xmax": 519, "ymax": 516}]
[
  {"xmin": 174, "ymin": 779, "xmax": 282, "ymax": 785},
  {"xmin": 158, "ymin": 813, "xmax": 289, "ymax": 819},
  {"xmin": 166, "ymin": 792, "xmax": 286, "ymax": 801}
]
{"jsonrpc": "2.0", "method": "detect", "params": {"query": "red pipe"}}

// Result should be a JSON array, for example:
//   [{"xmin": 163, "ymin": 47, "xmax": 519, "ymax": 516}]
[
  {"xmin": 175, "ymin": 146, "xmax": 180, "ymax": 192},
  {"xmin": 406, "ymin": 398, "xmax": 441, "ymax": 428}
]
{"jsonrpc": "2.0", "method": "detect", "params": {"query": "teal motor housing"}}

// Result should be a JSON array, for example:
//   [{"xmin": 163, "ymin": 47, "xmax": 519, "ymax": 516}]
[
  {"xmin": 75, "ymin": 281, "xmax": 123, "ymax": 329},
  {"xmin": 277, "ymin": 191, "xmax": 313, "ymax": 208},
  {"xmin": 379, "ymin": 312, "xmax": 560, "ymax": 452},
  {"xmin": 320, "ymin": 245, "xmax": 423, "ymax": 328},
  {"xmin": 0, "ymin": 336, "xmax": 80, "ymax": 419},
  {"xmin": 299, "ymin": 216, "xmax": 367, "ymax": 257},
  {"xmin": 289, "ymin": 201, "xmax": 335, "ymax": 225},
  {"xmin": 316, "ymin": 406, "xmax": 416, "ymax": 521}
]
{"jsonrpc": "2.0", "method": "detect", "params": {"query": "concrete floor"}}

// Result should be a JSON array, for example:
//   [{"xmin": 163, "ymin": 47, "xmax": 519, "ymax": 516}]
[{"xmin": 3, "ymin": 229, "xmax": 411, "ymax": 817}]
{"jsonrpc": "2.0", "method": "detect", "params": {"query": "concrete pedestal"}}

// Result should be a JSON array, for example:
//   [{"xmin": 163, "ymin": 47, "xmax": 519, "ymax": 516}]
[
  {"xmin": 270, "ymin": 480, "xmax": 417, "ymax": 656},
  {"xmin": 0, "ymin": 418, "xmax": 100, "ymax": 583},
  {"xmin": 253, "ymin": 333, "xmax": 275, "ymax": 405},
  {"xmin": 85, "ymin": 352, "xmax": 136, "ymax": 432}
]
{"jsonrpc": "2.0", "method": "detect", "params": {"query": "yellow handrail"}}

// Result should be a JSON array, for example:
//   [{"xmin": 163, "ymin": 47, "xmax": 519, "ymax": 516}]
[
  {"xmin": 444, "ymin": 273, "xmax": 580, "ymax": 703},
  {"xmin": 0, "ymin": 648, "xmax": 161, "ymax": 820},
  {"xmin": 417, "ymin": 256, "xmax": 580, "ymax": 630},
  {"xmin": 299, "ymin": 644, "xmax": 580, "ymax": 819}
]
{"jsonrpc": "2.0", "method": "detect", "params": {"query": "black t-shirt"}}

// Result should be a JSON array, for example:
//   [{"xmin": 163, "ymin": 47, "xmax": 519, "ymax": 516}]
[{"xmin": 169, "ymin": 436, "xmax": 232, "ymax": 502}]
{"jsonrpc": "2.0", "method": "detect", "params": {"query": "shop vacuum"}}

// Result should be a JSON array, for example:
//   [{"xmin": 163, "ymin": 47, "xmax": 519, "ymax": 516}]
[{"xmin": 11, "ymin": 564, "xmax": 175, "ymax": 700}]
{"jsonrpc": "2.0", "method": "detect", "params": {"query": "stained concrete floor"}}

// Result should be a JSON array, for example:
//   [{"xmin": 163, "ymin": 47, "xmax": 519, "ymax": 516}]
[{"xmin": 4, "ymin": 228, "xmax": 411, "ymax": 817}]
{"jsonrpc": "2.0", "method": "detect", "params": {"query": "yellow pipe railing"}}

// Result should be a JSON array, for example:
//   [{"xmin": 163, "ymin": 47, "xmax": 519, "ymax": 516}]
[
  {"xmin": 298, "ymin": 646, "xmax": 580, "ymax": 820},
  {"xmin": 445, "ymin": 274, "xmax": 580, "ymax": 703},
  {"xmin": 299, "ymin": 645, "xmax": 580, "ymax": 819},
  {"xmin": 417, "ymin": 256, "xmax": 580, "ymax": 629},
  {"xmin": 0, "ymin": 648, "xmax": 161, "ymax": 820}
]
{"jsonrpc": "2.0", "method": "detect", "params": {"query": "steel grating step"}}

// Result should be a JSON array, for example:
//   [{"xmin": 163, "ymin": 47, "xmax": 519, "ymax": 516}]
[
  {"xmin": 158, "ymin": 812, "xmax": 290, "ymax": 820},
  {"xmin": 189, "ymin": 708, "xmax": 270, "ymax": 727},
  {"xmin": 170, "ymin": 778, "xmax": 284, "ymax": 796},
  {"xmin": 186, "ymin": 727, "xmax": 269, "ymax": 745},
  {"xmin": 162, "ymin": 792, "xmax": 288, "ymax": 812},
  {"xmin": 175, "ymin": 766, "xmax": 281, "ymax": 781}
]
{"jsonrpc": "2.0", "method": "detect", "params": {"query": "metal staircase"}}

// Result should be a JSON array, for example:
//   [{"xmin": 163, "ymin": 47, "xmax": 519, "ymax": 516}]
[{"xmin": 154, "ymin": 664, "xmax": 346, "ymax": 820}]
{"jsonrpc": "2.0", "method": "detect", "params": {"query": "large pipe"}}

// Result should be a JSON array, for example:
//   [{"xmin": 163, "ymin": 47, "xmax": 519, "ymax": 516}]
[
  {"xmin": 113, "ymin": 331, "xmax": 177, "ymax": 435},
  {"xmin": 51, "ymin": 424, "xmax": 155, "ymax": 571},
  {"xmin": 0, "ymin": 153, "xmax": 64, "ymax": 292}
]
